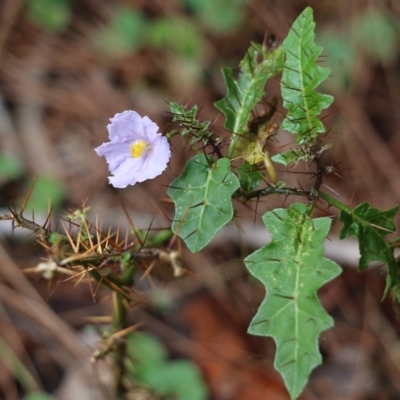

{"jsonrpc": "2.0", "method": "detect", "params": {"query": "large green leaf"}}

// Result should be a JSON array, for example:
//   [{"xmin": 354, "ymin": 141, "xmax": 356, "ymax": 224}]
[
  {"xmin": 214, "ymin": 43, "xmax": 284, "ymax": 158},
  {"xmin": 168, "ymin": 154, "xmax": 239, "ymax": 252},
  {"xmin": 281, "ymin": 7, "xmax": 333, "ymax": 146},
  {"xmin": 339, "ymin": 202, "xmax": 399, "ymax": 298},
  {"xmin": 245, "ymin": 203, "xmax": 341, "ymax": 399}
]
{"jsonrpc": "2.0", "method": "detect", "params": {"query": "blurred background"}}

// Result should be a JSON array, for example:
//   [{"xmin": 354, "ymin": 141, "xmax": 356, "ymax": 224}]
[{"xmin": 1, "ymin": 0, "xmax": 400, "ymax": 399}]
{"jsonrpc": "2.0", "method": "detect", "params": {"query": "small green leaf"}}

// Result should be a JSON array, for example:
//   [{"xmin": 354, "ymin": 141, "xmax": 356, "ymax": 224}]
[
  {"xmin": 236, "ymin": 161, "xmax": 263, "ymax": 192},
  {"xmin": 170, "ymin": 102, "xmax": 199, "ymax": 135},
  {"xmin": 148, "ymin": 230, "xmax": 173, "ymax": 246},
  {"xmin": 272, "ymin": 143, "xmax": 332, "ymax": 167},
  {"xmin": 126, "ymin": 333, "xmax": 208, "ymax": 400},
  {"xmin": 22, "ymin": 177, "xmax": 65, "ymax": 214},
  {"xmin": 275, "ymin": 180, "xmax": 286, "ymax": 189},
  {"xmin": 169, "ymin": 102, "xmax": 212, "ymax": 145},
  {"xmin": 94, "ymin": 7, "xmax": 147, "ymax": 56},
  {"xmin": 126, "ymin": 333, "xmax": 167, "ymax": 377},
  {"xmin": 25, "ymin": 0, "xmax": 71, "ymax": 33},
  {"xmin": 281, "ymin": 7, "xmax": 333, "ymax": 144},
  {"xmin": 339, "ymin": 202, "xmax": 399, "ymax": 298},
  {"xmin": 183, "ymin": 0, "xmax": 246, "ymax": 34},
  {"xmin": 147, "ymin": 16, "xmax": 204, "ymax": 58},
  {"xmin": 271, "ymin": 149, "xmax": 310, "ymax": 166},
  {"xmin": 142, "ymin": 361, "xmax": 208, "ymax": 400},
  {"xmin": 215, "ymin": 43, "xmax": 285, "ymax": 158},
  {"xmin": 245, "ymin": 203, "xmax": 341, "ymax": 399},
  {"xmin": 168, "ymin": 154, "xmax": 239, "ymax": 252}
]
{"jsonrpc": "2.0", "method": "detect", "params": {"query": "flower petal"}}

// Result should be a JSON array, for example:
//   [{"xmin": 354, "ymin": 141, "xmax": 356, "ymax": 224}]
[
  {"xmin": 107, "ymin": 110, "xmax": 144, "ymax": 141},
  {"xmin": 95, "ymin": 141, "xmax": 130, "ymax": 170},
  {"xmin": 108, "ymin": 158, "xmax": 141, "ymax": 188},
  {"xmin": 137, "ymin": 136, "xmax": 171, "ymax": 182},
  {"xmin": 141, "ymin": 116, "xmax": 160, "ymax": 141}
]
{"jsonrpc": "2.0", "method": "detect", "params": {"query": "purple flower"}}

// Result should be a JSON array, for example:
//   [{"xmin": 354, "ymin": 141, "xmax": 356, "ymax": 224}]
[{"xmin": 95, "ymin": 111, "xmax": 171, "ymax": 188}]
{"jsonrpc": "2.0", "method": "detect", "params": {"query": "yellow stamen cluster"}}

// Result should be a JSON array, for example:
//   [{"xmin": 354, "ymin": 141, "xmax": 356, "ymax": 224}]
[{"xmin": 130, "ymin": 140, "xmax": 147, "ymax": 158}]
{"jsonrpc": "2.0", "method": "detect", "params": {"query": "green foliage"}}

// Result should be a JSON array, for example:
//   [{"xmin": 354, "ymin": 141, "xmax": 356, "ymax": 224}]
[
  {"xmin": 339, "ymin": 202, "xmax": 399, "ymax": 298},
  {"xmin": 169, "ymin": 103, "xmax": 212, "ymax": 145},
  {"xmin": 352, "ymin": 9, "xmax": 398, "ymax": 64},
  {"xmin": 146, "ymin": 229, "xmax": 174, "ymax": 246},
  {"xmin": 182, "ymin": 0, "xmax": 246, "ymax": 34},
  {"xmin": 0, "ymin": 335, "xmax": 40, "ymax": 395},
  {"xmin": 22, "ymin": 394, "xmax": 54, "ymax": 400},
  {"xmin": 272, "ymin": 148, "xmax": 311, "ymax": 166},
  {"xmin": 214, "ymin": 43, "xmax": 285, "ymax": 158},
  {"xmin": 94, "ymin": 7, "xmax": 147, "ymax": 56},
  {"xmin": 127, "ymin": 333, "xmax": 208, "ymax": 400},
  {"xmin": 25, "ymin": 0, "xmax": 72, "ymax": 33},
  {"xmin": 168, "ymin": 154, "xmax": 239, "ymax": 252},
  {"xmin": 317, "ymin": 9, "xmax": 398, "ymax": 94},
  {"xmin": 272, "ymin": 143, "xmax": 331, "ymax": 166},
  {"xmin": 317, "ymin": 31, "xmax": 354, "ymax": 93},
  {"xmin": 148, "ymin": 16, "xmax": 204, "ymax": 58},
  {"xmin": 280, "ymin": 7, "xmax": 333, "ymax": 147},
  {"xmin": 245, "ymin": 203, "xmax": 341, "ymax": 399},
  {"xmin": 0, "ymin": 154, "xmax": 24, "ymax": 181},
  {"xmin": 236, "ymin": 161, "xmax": 263, "ymax": 192},
  {"xmin": 22, "ymin": 177, "xmax": 65, "ymax": 214}
]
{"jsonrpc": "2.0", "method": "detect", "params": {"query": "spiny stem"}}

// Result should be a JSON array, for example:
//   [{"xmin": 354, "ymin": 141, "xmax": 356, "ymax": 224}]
[
  {"xmin": 112, "ymin": 292, "xmax": 128, "ymax": 398},
  {"xmin": 234, "ymin": 186, "xmax": 310, "ymax": 201},
  {"xmin": 317, "ymin": 190, "xmax": 352, "ymax": 213}
]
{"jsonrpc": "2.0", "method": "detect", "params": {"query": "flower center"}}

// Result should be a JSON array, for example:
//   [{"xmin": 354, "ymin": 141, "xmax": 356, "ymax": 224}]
[{"xmin": 130, "ymin": 140, "xmax": 149, "ymax": 158}]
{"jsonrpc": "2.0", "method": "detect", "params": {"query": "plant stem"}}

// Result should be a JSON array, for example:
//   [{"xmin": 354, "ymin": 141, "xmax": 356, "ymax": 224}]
[
  {"xmin": 234, "ymin": 185, "xmax": 309, "ymax": 201},
  {"xmin": 317, "ymin": 190, "xmax": 352, "ymax": 213},
  {"xmin": 112, "ymin": 292, "xmax": 128, "ymax": 399}
]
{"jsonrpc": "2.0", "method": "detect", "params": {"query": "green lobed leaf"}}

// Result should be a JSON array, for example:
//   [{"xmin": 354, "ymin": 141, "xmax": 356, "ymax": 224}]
[
  {"xmin": 245, "ymin": 203, "xmax": 341, "ymax": 399},
  {"xmin": 236, "ymin": 161, "xmax": 263, "ymax": 192},
  {"xmin": 271, "ymin": 149, "xmax": 310, "ymax": 166},
  {"xmin": 281, "ymin": 7, "xmax": 333, "ymax": 144},
  {"xmin": 214, "ymin": 43, "xmax": 285, "ymax": 158},
  {"xmin": 339, "ymin": 202, "xmax": 399, "ymax": 298},
  {"xmin": 168, "ymin": 154, "xmax": 239, "ymax": 252},
  {"xmin": 271, "ymin": 143, "xmax": 331, "ymax": 166},
  {"xmin": 169, "ymin": 102, "xmax": 212, "ymax": 145}
]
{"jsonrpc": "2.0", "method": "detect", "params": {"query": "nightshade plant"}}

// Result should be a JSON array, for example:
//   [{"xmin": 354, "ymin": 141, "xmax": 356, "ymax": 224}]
[{"xmin": 3, "ymin": 6, "xmax": 400, "ymax": 400}]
